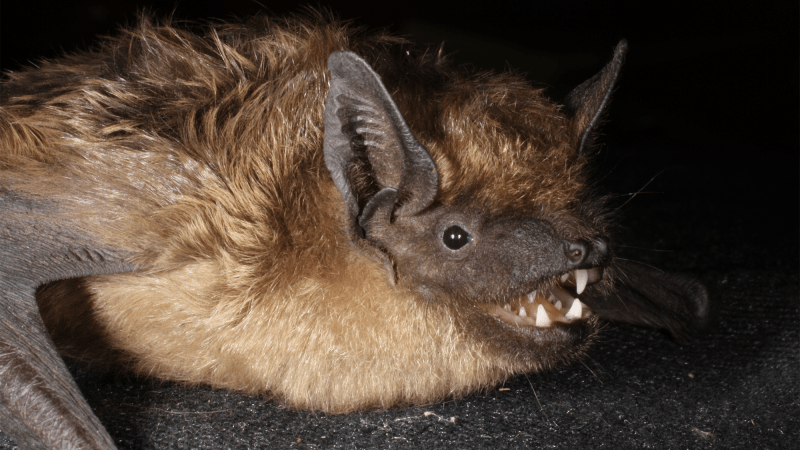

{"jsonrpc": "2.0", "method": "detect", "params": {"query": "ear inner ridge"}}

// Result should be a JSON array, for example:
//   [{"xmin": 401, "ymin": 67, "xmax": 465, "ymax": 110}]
[{"xmin": 323, "ymin": 51, "xmax": 438, "ymax": 235}]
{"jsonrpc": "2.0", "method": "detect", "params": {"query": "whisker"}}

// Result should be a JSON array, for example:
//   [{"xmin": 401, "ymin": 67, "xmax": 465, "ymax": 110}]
[
  {"xmin": 580, "ymin": 359, "xmax": 602, "ymax": 384},
  {"xmin": 613, "ymin": 244, "xmax": 674, "ymax": 252},
  {"xmin": 609, "ymin": 191, "xmax": 661, "ymax": 199},
  {"xmin": 614, "ymin": 257, "xmax": 666, "ymax": 273},
  {"xmin": 613, "ymin": 170, "xmax": 665, "ymax": 211},
  {"xmin": 523, "ymin": 374, "xmax": 553, "ymax": 426}
]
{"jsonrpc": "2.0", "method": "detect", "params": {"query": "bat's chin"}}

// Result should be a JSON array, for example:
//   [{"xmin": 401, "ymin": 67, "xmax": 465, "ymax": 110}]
[{"xmin": 477, "ymin": 267, "xmax": 603, "ymax": 328}]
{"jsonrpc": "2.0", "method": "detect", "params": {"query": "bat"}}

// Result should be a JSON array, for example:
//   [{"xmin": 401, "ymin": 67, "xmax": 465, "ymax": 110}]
[{"xmin": 0, "ymin": 13, "xmax": 709, "ymax": 449}]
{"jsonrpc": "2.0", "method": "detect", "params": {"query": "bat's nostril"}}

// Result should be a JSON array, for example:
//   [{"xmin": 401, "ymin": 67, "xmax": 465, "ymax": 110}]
[
  {"xmin": 564, "ymin": 241, "xmax": 589, "ymax": 265},
  {"xmin": 564, "ymin": 238, "xmax": 610, "ymax": 266}
]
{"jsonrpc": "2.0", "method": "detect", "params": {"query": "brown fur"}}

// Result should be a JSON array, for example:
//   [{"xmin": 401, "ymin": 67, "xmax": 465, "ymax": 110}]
[{"xmin": 2, "ymin": 13, "xmax": 608, "ymax": 413}]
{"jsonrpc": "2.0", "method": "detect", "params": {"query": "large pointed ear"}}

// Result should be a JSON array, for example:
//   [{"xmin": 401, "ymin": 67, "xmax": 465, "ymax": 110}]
[
  {"xmin": 581, "ymin": 260, "xmax": 710, "ymax": 344},
  {"xmin": 324, "ymin": 51, "xmax": 438, "ymax": 239},
  {"xmin": 564, "ymin": 40, "xmax": 628, "ymax": 155}
]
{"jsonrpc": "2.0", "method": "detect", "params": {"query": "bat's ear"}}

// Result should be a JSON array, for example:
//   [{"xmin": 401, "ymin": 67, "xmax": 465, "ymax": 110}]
[
  {"xmin": 324, "ymin": 51, "xmax": 438, "ymax": 241},
  {"xmin": 564, "ymin": 40, "xmax": 628, "ymax": 155},
  {"xmin": 581, "ymin": 260, "xmax": 710, "ymax": 343}
]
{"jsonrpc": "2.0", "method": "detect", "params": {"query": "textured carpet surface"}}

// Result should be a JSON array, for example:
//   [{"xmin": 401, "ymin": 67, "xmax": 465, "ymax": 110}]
[{"xmin": 74, "ymin": 271, "xmax": 800, "ymax": 449}]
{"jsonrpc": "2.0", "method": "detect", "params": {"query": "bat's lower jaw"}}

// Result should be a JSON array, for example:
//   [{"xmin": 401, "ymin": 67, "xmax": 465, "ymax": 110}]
[{"xmin": 478, "ymin": 267, "xmax": 602, "ymax": 329}]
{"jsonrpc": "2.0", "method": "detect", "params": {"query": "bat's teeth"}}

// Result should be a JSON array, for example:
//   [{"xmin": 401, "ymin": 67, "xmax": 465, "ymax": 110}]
[
  {"xmin": 565, "ymin": 298, "xmax": 584, "ymax": 320},
  {"xmin": 574, "ymin": 269, "xmax": 588, "ymax": 294},
  {"xmin": 481, "ymin": 286, "xmax": 591, "ymax": 328},
  {"xmin": 535, "ymin": 304, "xmax": 552, "ymax": 327},
  {"xmin": 558, "ymin": 267, "xmax": 603, "ymax": 293}
]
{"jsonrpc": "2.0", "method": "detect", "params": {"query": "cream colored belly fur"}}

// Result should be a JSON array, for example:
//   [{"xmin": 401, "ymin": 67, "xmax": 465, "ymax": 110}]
[{"xmin": 84, "ymin": 254, "xmax": 500, "ymax": 412}]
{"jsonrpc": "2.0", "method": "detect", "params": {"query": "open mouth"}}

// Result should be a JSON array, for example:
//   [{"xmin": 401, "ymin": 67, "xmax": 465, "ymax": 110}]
[{"xmin": 480, "ymin": 267, "xmax": 602, "ymax": 328}]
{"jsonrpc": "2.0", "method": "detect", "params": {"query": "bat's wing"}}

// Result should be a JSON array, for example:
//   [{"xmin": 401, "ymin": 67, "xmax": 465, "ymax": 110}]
[
  {"xmin": 582, "ymin": 260, "xmax": 710, "ymax": 343},
  {"xmin": 1, "ymin": 192, "xmax": 133, "ymax": 449}
]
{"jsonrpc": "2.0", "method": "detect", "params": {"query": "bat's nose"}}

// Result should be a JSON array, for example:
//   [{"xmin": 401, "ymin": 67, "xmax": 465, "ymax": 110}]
[
  {"xmin": 564, "ymin": 241, "xmax": 589, "ymax": 265},
  {"xmin": 563, "ymin": 238, "xmax": 609, "ymax": 267}
]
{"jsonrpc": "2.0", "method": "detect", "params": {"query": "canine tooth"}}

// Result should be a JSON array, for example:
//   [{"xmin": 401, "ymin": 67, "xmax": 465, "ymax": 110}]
[
  {"xmin": 535, "ymin": 304, "xmax": 552, "ymax": 327},
  {"xmin": 575, "ymin": 269, "xmax": 588, "ymax": 294},
  {"xmin": 565, "ymin": 299, "xmax": 583, "ymax": 320},
  {"xmin": 519, "ymin": 306, "xmax": 527, "ymax": 317}
]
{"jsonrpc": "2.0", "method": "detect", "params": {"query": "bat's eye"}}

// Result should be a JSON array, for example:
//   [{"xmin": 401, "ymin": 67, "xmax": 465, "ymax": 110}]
[{"xmin": 442, "ymin": 225, "xmax": 472, "ymax": 250}]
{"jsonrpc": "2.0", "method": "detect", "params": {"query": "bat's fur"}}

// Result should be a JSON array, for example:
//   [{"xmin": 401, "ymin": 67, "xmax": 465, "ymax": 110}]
[{"xmin": 2, "ymin": 13, "xmax": 623, "ymax": 414}]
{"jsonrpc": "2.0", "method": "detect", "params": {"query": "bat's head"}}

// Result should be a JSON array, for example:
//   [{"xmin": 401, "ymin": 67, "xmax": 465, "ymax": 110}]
[
  {"xmin": 321, "ymin": 41, "xmax": 707, "ymax": 389},
  {"xmin": 322, "ymin": 44, "xmax": 628, "ymax": 377}
]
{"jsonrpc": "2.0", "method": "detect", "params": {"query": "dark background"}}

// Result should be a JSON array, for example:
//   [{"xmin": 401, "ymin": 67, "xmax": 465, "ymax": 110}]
[{"xmin": 2, "ymin": 1, "xmax": 797, "ymax": 449}]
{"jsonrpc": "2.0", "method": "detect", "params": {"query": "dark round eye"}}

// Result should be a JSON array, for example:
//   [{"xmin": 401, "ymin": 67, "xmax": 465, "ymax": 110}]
[{"xmin": 442, "ymin": 225, "xmax": 472, "ymax": 250}]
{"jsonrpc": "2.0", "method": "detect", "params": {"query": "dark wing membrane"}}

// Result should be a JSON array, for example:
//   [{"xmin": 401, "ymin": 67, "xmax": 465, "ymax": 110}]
[
  {"xmin": 582, "ymin": 259, "xmax": 710, "ymax": 343},
  {"xmin": 0, "ymin": 192, "xmax": 134, "ymax": 449}
]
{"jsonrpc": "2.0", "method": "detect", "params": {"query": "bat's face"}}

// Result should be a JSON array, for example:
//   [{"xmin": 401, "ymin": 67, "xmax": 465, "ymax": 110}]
[
  {"xmin": 378, "ymin": 200, "xmax": 606, "ymax": 352},
  {"xmin": 322, "ymin": 49, "xmax": 629, "ymax": 376}
]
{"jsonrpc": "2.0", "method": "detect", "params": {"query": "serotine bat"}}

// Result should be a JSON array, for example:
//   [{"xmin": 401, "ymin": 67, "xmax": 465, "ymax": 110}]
[{"xmin": 0, "ymin": 14, "xmax": 708, "ymax": 449}]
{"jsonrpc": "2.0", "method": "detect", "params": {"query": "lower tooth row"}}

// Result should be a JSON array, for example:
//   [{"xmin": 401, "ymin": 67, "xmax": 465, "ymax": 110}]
[
  {"xmin": 492, "ymin": 296, "xmax": 586, "ymax": 328},
  {"xmin": 485, "ymin": 283, "xmax": 591, "ymax": 328},
  {"xmin": 510, "ymin": 286, "xmax": 585, "ymax": 327}
]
